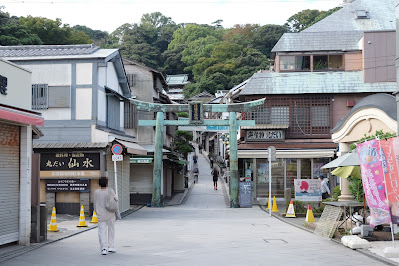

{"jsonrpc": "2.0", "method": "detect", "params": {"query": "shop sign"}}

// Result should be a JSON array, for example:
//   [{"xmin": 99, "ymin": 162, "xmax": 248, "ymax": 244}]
[
  {"xmin": 40, "ymin": 152, "xmax": 100, "ymax": 178},
  {"xmin": 130, "ymin": 157, "xmax": 153, "ymax": 164},
  {"xmin": 189, "ymin": 102, "xmax": 203, "ymax": 124},
  {"xmin": 294, "ymin": 179, "xmax": 322, "ymax": 202},
  {"xmin": 46, "ymin": 179, "xmax": 89, "ymax": 192},
  {"xmin": 246, "ymin": 130, "xmax": 285, "ymax": 142},
  {"xmin": 0, "ymin": 75, "xmax": 7, "ymax": 95}
]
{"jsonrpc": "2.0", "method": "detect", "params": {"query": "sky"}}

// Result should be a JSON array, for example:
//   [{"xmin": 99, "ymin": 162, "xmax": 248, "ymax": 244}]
[{"xmin": 3, "ymin": 0, "xmax": 343, "ymax": 33}]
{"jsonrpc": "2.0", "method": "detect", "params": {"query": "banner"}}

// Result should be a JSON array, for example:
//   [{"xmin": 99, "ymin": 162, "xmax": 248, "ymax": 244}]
[
  {"xmin": 380, "ymin": 137, "xmax": 399, "ymax": 223},
  {"xmin": 357, "ymin": 140, "xmax": 391, "ymax": 226}
]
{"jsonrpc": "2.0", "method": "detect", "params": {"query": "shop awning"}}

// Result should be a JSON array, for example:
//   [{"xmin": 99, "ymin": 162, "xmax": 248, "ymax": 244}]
[
  {"xmin": 140, "ymin": 144, "xmax": 170, "ymax": 153},
  {"xmin": 0, "ymin": 105, "xmax": 44, "ymax": 126},
  {"xmin": 238, "ymin": 149, "xmax": 336, "ymax": 159},
  {"xmin": 115, "ymin": 139, "xmax": 147, "ymax": 155}
]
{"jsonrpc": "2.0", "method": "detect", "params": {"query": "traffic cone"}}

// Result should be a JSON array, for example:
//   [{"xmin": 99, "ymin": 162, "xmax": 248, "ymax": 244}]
[
  {"xmin": 48, "ymin": 207, "xmax": 59, "ymax": 232},
  {"xmin": 90, "ymin": 211, "xmax": 98, "ymax": 224},
  {"xmin": 77, "ymin": 205, "xmax": 88, "ymax": 227},
  {"xmin": 285, "ymin": 200, "xmax": 296, "ymax": 218},
  {"xmin": 272, "ymin": 196, "xmax": 279, "ymax": 212},
  {"xmin": 305, "ymin": 205, "xmax": 315, "ymax": 223}
]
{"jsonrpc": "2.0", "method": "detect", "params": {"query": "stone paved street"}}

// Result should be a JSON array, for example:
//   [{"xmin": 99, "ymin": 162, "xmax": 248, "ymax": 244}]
[{"xmin": 0, "ymin": 154, "xmax": 392, "ymax": 265}]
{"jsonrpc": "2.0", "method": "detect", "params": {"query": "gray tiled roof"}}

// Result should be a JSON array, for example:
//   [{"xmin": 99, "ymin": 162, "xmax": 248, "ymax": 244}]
[
  {"xmin": 304, "ymin": 0, "xmax": 395, "ymax": 33},
  {"xmin": 0, "ymin": 44, "xmax": 99, "ymax": 57},
  {"xmin": 240, "ymin": 71, "xmax": 396, "ymax": 95},
  {"xmin": 272, "ymin": 31, "xmax": 363, "ymax": 52}
]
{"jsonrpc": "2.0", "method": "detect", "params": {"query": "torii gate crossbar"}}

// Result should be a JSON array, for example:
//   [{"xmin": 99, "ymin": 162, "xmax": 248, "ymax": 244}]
[{"xmin": 131, "ymin": 98, "xmax": 265, "ymax": 207}]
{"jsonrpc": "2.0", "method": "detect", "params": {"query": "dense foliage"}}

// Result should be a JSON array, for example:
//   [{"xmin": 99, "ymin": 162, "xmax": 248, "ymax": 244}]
[{"xmin": 2, "ymin": 6, "xmax": 340, "ymax": 97}]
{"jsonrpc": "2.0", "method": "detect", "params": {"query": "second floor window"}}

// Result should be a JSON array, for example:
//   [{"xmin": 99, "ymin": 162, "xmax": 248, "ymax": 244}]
[
  {"xmin": 280, "ymin": 54, "xmax": 343, "ymax": 72},
  {"xmin": 32, "ymin": 84, "xmax": 71, "ymax": 110},
  {"xmin": 280, "ymin": 56, "xmax": 310, "ymax": 71}
]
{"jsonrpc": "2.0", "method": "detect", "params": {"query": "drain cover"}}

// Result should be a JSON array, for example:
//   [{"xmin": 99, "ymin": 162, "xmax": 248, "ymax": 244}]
[{"xmin": 263, "ymin": 239, "xmax": 287, "ymax": 244}]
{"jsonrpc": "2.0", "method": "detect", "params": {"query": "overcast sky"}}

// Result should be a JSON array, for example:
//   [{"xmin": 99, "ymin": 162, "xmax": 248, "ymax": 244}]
[{"xmin": 3, "ymin": 0, "xmax": 343, "ymax": 33}]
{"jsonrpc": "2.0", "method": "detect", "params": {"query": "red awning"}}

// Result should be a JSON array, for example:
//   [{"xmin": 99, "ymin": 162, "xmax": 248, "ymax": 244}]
[{"xmin": 0, "ymin": 105, "xmax": 44, "ymax": 126}]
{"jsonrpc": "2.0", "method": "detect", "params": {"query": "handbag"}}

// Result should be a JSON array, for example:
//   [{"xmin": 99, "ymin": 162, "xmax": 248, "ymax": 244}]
[
  {"xmin": 105, "ymin": 189, "xmax": 118, "ymax": 213},
  {"xmin": 115, "ymin": 210, "xmax": 122, "ymax": 220}
]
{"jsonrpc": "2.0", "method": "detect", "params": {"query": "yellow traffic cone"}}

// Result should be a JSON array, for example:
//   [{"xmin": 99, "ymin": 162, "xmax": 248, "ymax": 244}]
[
  {"xmin": 48, "ymin": 207, "xmax": 59, "ymax": 232},
  {"xmin": 90, "ymin": 211, "xmax": 98, "ymax": 223},
  {"xmin": 285, "ymin": 200, "xmax": 296, "ymax": 218},
  {"xmin": 305, "ymin": 205, "xmax": 315, "ymax": 223},
  {"xmin": 77, "ymin": 205, "xmax": 88, "ymax": 227},
  {"xmin": 272, "ymin": 196, "xmax": 279, "ymax": 212}
]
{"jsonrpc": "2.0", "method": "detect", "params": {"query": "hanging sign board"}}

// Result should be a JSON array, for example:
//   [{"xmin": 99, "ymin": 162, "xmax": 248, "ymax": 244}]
[{"xmin": 189, "ymin": 102, "xmax": 204, "ymax": 125}]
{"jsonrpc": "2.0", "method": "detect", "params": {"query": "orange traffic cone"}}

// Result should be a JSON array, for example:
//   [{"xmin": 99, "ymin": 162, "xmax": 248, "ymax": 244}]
[
  {"xmin": 77, "ymin": 205, "xmax": 88, "ymax": 227},
  {"xmin": 48, "ymin": 207, "xmax": 59, "ymax": 232},
  {"xmin": 271, "ymin": 196, "xmax": 279, "ymax": 212},
  {"xmin": 305, "ymin": 205, "xmax": 315, "ymax": 223},
  {"xmin": 285, "ymin": 200, "xmax": 296, "ymax": 218},
  {"xmin": 90, "ymin": 211, "xmax": 98, "ymax": 224}
]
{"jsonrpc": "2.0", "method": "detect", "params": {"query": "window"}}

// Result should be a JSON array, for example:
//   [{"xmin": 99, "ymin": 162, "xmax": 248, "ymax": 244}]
[
  {"xmin": 48, "ymin": 86, "xmax": 70, "ymax": 108},
  {"xmin": 32, "ymin": 84, "xmax": 48, "ymax": 110},
  {"xmin": 280, "ymin": 56, "xmax": 295, "ymax": 71},
  {"xmin": 124, "ymin": 102, "xmax": 136, "ymax": 129},
  {"xmin": 271, "ymin": 106, "xmax": 289, "ymax": 124},
  {"xmin": 313, "ymin": 55, "xmax": 328, "ymax": 70},
  {"xmin": 314, "ymin": 55, "xmax": 343, "ymax": 71},
  {"xmin": 126, "ymin": 73, "xmax": 137, "ymax": 87},
  {"xmin": 295, "ymin": 56, "xmax": 310, "ymax": 71},
  {"xmin": 312, "ymin": 106, "xmax": 330, "ymax": 127},
  {"xmin": 280, "ymin": 56, "xmax": 310, "ymax": 71},
  {"xmin": 107, "ymin": 95, "xmax": 120, "ymax": 130}
]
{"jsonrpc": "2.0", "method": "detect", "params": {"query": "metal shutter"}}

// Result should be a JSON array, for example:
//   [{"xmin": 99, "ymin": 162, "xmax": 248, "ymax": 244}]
[{"xmin": 0, "ymin": 123, "xmax": 20, "ymax": 245}]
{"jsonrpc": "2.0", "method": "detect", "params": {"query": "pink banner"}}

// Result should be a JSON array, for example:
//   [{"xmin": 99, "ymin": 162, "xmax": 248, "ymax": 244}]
[
  {"xmin": 357, "ymin": 139, "xmax": 391, "ymax": 226},
  {"xmin": 380, "ymin": 137, "xmax": 399, "ymax": 223}
]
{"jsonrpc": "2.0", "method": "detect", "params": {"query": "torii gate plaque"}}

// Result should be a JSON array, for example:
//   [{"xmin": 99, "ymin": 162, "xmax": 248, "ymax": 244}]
[{"xmin": 131, "ymin": 98, "xmax": 265, "ymax": 207}]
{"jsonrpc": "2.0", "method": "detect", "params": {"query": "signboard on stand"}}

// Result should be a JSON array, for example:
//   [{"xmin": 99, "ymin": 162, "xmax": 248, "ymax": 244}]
[{"xmin": 294, "ymin": 179, "xmax": 322, "ymax": 201}]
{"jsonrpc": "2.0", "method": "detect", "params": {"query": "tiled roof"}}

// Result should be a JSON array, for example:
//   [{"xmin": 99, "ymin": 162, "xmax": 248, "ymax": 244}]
[
  {"xmin": 0, "ymin": 44, "xmax": 99, "ymax": 57},
  {"xmin": 272, "ymin": 31, "xmax": 363, "ymax": 52},
  {"xmin": 304, "ymin": 0, "xmax": 395, "ymax": 33},
  {"xmin": 240, "ymin": 71, "xmax": 396, "ymax": 95},
  {"xmin": 166, "ymin": 74, "xmax": 190, "ymax": 85}
]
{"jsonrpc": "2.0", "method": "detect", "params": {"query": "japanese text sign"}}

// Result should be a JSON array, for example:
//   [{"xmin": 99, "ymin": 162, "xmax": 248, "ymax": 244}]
[{"xmin": 357, "ymin": 140, "xmax": 391, "ymax": 226}]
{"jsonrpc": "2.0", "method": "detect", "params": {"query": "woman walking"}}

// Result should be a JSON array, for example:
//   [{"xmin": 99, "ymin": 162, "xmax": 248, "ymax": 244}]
[
  {"xmin": 211, "ymin": 167, "xmax": 219, "ymax": 190},
  {"xmin": 94, "ymin": 177, "xmax": 118, "ymax": 255}
]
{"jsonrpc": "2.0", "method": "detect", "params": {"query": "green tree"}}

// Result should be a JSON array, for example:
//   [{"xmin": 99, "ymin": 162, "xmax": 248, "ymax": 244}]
[
  {"xmin": 73, "ymin": 25, "xmax": 109, "ymax": 46},
  {"xmin": 173, "ymin": 131, "xmax": 193, "ymax": 158},
  {"xmin": 120, "ymin": 43, "xmax": 161, "ymax": 69},
  {"xmin": 161, "ymin": 44, "xmax": 188, "ymax": 75},
  {"xmin": 19, "ymin": 16, "xmax": 92, "ymax": 44},
  {"xmin": 251, "ymin": 24, "xmax": 286, "ymax": 57},
  {"xmin": 285, "ymin": 9, "xmax": 322, "ymax": 32},
  {"xmin": 168, "ymin": 24, "xmax": 223, "ymax": 50},
  {"xmin": 0, "ymin": 8, "xmax": 42, "ymax": 45}
]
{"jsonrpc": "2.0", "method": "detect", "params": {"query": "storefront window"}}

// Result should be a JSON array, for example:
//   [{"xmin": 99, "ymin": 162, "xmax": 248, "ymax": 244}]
[
  {"xmin": 256, "ymin": 159, "xmax": 285, "ymax": 198},
  {"xmin": 301, "ymin": 158, "xmax": 311, "ymax": 179}
]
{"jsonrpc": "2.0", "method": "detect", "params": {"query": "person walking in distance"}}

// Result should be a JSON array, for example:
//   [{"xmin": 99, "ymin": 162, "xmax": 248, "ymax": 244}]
[
  {"xmin": 210, "ymin": 156, "xmax": 214, "ymax": 168},
  {"xmin": 94, "ymin": 177, "xmax": 118, "ymax": 255},
  {"xmin": 319, "ymin": 175, "xmax": 331, "ymax": 199},
  {"xmin": 211, "ymin": 167, "xmax": 219, "ymax": 190}
]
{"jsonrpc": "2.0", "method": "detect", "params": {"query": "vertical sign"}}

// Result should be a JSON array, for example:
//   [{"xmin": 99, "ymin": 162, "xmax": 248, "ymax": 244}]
[
  {"xmin": 189, "ymin": 102, "xmax": 203, "ymax": 124},
  {"xmin": 380, "ymin": 137, "xmax": 399, "ymax": 223},
  {"xmin": 357, "ymin": 140, "xmax": 391, "ymax": 227}
]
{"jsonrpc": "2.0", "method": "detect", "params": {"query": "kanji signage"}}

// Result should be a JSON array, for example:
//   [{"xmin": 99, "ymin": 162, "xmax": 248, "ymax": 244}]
[
  {"xmin": 0, "ymin": 75, "xmax": 8, "ymax": 95},
  {"xmin": 40, "ymin": 152, "xmax": 101, "ymax": 178},
  {"xmin": 46, "ymin": 179, "xmax": 89, "ymax": 192},
  {"xmin": 189, "ymin": 102, "xmax": 203, "ymax": 125},
  {"xmin": 246, "ymin": 130, "xmax": 285, "ymax": 142},
  {"xmin": 130, "ymin": 157, "xmax": 153, "ymax": 164}
]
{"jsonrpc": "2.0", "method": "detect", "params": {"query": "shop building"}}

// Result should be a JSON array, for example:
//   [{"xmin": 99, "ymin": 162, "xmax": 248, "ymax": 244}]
[
  {"xmin": 122, "ymin": 59, "xmax": 182, "ymax": 205},
  {"xmin": 233, "ymin": 0, "xmax": 396, "ymax": 201},
  {"xmin": 0, "ymin": 45, "xmax": 146, "ymax": 215},
  {"xmin": 0, "ymin": 59, "xmax": 44, "ymax": 245}
]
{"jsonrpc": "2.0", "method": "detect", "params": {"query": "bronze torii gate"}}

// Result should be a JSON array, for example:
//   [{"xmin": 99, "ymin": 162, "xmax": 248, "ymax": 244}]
[{"xmin": 131, "ymin": 98, "xmax": 265, "ymax": 208}]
